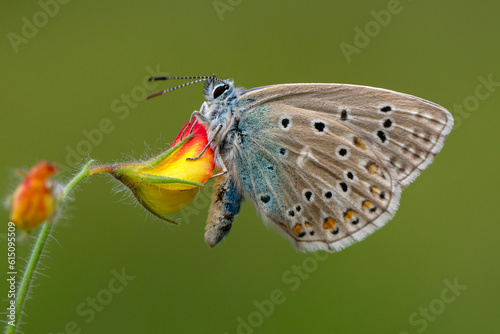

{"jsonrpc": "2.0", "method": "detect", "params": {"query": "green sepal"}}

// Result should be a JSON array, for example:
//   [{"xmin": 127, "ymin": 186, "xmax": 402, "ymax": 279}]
[
  {"xmin": 137, "ymin": 173, "xmax": 204, "ymax": 187},
  {"xmin": 146, "ymin": 134, "xmax": 194, "ymax": 166}
]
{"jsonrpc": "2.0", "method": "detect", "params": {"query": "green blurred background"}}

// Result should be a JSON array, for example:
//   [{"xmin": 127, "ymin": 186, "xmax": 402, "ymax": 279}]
[{"xmin": 1, "ymin": 0, "xmax": 499, "ymax": 333}]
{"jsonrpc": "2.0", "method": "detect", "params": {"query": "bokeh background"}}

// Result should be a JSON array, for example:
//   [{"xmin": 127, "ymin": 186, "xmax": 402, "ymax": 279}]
[{"xmin": 1, "ymin": 0, "xmax": 499, "ymax": 333}]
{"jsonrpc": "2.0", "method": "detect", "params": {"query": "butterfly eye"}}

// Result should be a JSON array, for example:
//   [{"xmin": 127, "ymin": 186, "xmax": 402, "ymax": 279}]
[{"xmin": 212, "ymin": 85, "xmax": 228, "ymax": 99}]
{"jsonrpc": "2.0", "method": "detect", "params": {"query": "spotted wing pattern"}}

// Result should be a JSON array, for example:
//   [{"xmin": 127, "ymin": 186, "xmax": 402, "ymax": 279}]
[{"xmin": 225, "ymin": 84, "xmax": 452, "ymax": 252}]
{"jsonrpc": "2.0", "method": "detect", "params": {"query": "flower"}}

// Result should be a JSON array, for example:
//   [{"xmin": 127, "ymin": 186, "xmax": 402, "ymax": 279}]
[
  {"xmin": 89, "ymin": 119, "xmax": 215, "ymax": 222},
  {"xmin": 8, "ymin": 161, "xmax": 61, "ymax": 232}
]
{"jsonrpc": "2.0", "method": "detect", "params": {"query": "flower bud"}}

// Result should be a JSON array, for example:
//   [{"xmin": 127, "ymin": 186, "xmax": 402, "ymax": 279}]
[
  {"xmin": 8, "ymin": 161, "xmax": 61, "ymax": 232},
  {"xmin": 89, "ymin": 119, "xmax": 215, "ymax": 222}
]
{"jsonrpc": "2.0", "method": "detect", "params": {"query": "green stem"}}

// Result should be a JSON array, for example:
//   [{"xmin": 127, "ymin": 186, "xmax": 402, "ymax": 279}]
[
  {"xmin": 63, "ymin": 160, "xmax": 95, "ymax": 197},
  {"xmin": 6, "ymin": 222, "xmax": 52, "ymax": 334},
  {"xmin": 5, "ymin": 160, "xmax": 94, "ymax": 334}
]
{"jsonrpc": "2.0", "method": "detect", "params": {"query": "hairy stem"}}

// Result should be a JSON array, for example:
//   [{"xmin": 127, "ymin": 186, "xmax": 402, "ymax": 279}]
[{"xmin": 5, "ymin": 160, "xmax": 94, "ymax": 334}]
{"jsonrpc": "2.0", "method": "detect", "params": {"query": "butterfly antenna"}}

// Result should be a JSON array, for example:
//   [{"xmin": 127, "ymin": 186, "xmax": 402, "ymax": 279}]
[{"xmin": 146, "ymin": 74, "xmax": 226, "ymax": 99}]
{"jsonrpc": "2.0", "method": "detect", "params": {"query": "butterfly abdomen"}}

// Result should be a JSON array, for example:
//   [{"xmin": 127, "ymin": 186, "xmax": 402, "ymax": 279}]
[{"xmin": 205, "ymin": 172, "xmax": 244, "ymax": 248}]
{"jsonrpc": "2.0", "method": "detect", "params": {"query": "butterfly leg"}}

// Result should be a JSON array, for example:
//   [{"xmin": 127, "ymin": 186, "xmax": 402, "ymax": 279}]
[
  {"xmin": 180, "ymin": 110, "xmax": 207, "ymax": 140},
  {"xmin": 205, "ymin": 172, "xmax": 243, "ymax": 248},
  {"xmin": 187, "ymin": 118, "xmax": 198, "ymax": 135},
  {"xmin": 187, "ymin": 124, "xmax": 222, "ymax": 161},
  {"xmin": 211, "ymin": 154, "xmax": 228, "ymax": 178},
  {"xmin": 187, "ymin": 102, "xmax": 210, "ymax": 136},
  {"xmin": 190, "ymin": 108, "xmax": 208, "ymax": 124},
  {"xmin": 199, "ymin": 101, "xmax": 209, "ymax": 116}
]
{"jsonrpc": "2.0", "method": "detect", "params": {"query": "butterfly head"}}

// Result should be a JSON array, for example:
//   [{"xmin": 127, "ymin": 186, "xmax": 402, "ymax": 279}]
[
  {"xmin": 203, "ymin": 77, "xmax": 235, "ymax": 103},
  {"xmin": 146, "ymin": 74, "xmax": 236, "ymax": 101}
]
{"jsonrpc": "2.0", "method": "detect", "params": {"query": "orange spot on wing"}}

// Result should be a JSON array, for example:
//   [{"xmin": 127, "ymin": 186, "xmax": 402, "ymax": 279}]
[
  {"xmin": 343, "ymin": 210, "xmax": 355, "ymax": 221},
  {"xmin": 293, "ymin": 224, "xmax": 304, "ymax": 237},
  {"xmin": 323, "ymin": 217, "xmax": 336, "ymax": 230},
  {"xmin": 362, "ymin": 200, "xmax": 373, "ymax": 209},
  {"xmin": 353, "ymin": 137, "xmax": 366, "ymax": 150},
  {"xmin": 367, "ymin": 162, "xmax": 378, "ymax": 174}
]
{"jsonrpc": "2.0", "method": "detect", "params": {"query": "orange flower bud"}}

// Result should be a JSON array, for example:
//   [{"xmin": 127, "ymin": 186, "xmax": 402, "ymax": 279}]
[
  {"xmin": 9, "ymin": 161, "xmax": 61, "ymax": 232},
  {"xmin": 89, "ymin": 119, "xmax": 215, "ymax": 222}
]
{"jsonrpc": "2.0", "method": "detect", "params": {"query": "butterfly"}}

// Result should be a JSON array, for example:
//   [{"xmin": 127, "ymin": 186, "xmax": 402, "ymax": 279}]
[{"xmin": 148, "ymin": 75, "xmax": 454, "ymax": 252}]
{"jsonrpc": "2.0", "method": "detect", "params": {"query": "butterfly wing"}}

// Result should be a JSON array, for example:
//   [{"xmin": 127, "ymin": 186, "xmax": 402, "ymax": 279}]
[
  {"xmin": 226, "ymin": 83, "xmax": 453, "ymax": 252},
  {"xmin": 236, "ymin": 84, "xmax": 454, "ymax": 187}
]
